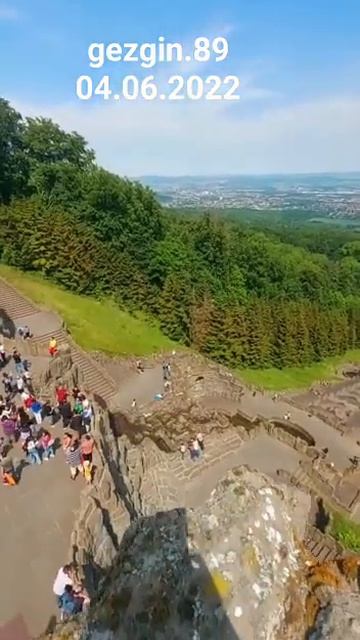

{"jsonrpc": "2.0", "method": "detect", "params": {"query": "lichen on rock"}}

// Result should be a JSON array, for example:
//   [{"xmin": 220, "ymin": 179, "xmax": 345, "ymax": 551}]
[{"xmin": 75, "ymin": 467, "xmax": 311, "ymax": 640}]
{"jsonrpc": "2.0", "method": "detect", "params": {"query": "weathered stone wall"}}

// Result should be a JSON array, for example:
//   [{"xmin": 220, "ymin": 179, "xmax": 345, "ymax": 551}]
[{"xmin": 69, "ymin": 409, "xmax": 132, "ymax": 587}]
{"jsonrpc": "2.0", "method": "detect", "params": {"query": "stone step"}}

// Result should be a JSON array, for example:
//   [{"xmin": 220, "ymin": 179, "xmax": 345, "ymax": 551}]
[
  {"xmin": 1, "ymin": 279, "xmax": 118, "ymax": 403},
  {"xmin": 0, "ymin": 279, "xmax": 38, "ymax": 318}
]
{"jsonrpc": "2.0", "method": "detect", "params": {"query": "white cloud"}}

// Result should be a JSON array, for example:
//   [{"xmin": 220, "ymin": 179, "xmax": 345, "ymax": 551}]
[
  {"xmin": 0, "ymin": 4, "xmax": 20, "ymax": 20},
  {"xmin": 11, "ymin": 95, "xmax": 360, "ymax": 176}
]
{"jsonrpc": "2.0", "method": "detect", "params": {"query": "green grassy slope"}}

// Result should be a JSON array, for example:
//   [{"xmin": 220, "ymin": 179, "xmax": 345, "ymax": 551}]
[
  {"xmin": 1, "ymin": 264, "xmax": 359, "ymax": 390},
  {"xmin": 237, "ymin": 350, "xmax": 360, "ymax": 392},
  {"xmin": 0, "ymin": 265, "xmax": 175, "ymax": 356}
]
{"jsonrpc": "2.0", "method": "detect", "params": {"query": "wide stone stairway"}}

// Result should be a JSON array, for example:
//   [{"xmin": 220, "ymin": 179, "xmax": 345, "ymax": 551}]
[{"xmin": 0, "ymin": 278, "xmax": 118, "ymax": 405}]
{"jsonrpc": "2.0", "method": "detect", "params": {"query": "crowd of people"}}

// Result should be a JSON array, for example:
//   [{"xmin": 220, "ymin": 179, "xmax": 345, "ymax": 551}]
[{"xmin": 0, "ymin": 342, "xmax": 95, "ymax": 487}]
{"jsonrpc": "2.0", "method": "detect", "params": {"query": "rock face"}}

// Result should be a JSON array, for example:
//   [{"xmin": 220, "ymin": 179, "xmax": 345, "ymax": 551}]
[
  {"xmin": 71, "ymin": 467, "xmax": 310, "ymax": 640},
  {"xmin": 310, "ymin": 592, "xmax": 360, "ymax": 639},
  {"xmin": 110, "ymin": 352, "xmax": 247, "ymax": 453}
]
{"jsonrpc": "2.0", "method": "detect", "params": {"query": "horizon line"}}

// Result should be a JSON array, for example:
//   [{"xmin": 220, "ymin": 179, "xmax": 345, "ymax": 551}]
[{"xmin": 136, "ymin": 170, "xmax": 360, "ymax": 180}]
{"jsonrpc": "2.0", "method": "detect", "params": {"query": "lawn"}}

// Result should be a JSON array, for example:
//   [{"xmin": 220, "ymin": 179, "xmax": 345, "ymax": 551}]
[
  {"xmin": 330, "ymin": 511, "xmax": 360, "ymax": 553},
  {"xmin": 237, "ymin": 351, "xmax": 360, "ymax": 392},
  {"xmin": 2, "ymin": 263, "xmax": 360, "ymax": 390},
  {"xmin": 0, "ymin": 265, "xmax": 175, "ymax": 356}
]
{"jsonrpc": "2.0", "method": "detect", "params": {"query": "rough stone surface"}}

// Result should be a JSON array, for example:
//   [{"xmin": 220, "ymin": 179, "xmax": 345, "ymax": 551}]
[
  {"xmin": 64, "ymin": 467, "xmax": 311, "ymax": 640},
  {"xmin": 310, "ymin": 592, "xmax": 360, "ymax": 639}
]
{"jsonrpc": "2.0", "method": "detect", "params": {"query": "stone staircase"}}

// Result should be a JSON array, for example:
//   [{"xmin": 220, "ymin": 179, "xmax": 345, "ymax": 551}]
[
  {"xmin": 304, "ymin": 524, "xmax": 341, "ymax": 563},
  {"xmin": 291, "ymin": 464, "xmax": 350, "ymax": 514},
  {"xmin": 0, "ymin": 278, "xmax": 38, "ymax": 319},
  {"xmin": 0, "ymin": 277, "xmax": 117, "ymax": 405}
]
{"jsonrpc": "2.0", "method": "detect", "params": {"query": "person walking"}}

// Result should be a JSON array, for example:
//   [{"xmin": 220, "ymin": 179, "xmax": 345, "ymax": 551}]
[
  {"xmin": 82, "ymin": 402, "xmax": 93, "ymax": 432},
  {"xmin": 48, "ymin": 337, "xmax": 58, "ymax": 357},
  {"xmin": 65, "ymin": 439, "xmax": 84, "ymax": 480}
]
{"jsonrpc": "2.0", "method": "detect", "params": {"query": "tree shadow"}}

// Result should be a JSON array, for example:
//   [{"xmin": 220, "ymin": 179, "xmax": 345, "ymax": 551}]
[
  {"xmin": 83, "ymin": 508, "xmax": 241, "ymax": 639},
  {"xmin": 0, "ymin": 614, "xmax": 31, "ymax": 639},
  {"xmin": 315, "ymin": 497, "xmax": 330, "ymax": 533}
]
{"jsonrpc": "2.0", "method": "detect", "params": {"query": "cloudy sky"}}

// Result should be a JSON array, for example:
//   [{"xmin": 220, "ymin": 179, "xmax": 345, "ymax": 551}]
[{"xmin": 1, "ymin": 0, "xmax": 360, "ymax": 176}]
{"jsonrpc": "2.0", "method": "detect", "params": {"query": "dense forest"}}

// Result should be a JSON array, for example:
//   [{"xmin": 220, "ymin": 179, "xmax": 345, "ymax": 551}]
[{"xmin": 1, "ymin": 97, "xmax": 360, "ymax": 370}]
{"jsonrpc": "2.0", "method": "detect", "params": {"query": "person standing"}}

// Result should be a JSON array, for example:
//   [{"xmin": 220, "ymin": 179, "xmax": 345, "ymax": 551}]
[
  {"xmin": 16, "ymin": 376, "xmax": 24, "ymax": 393},
  {"xmin": 12, "ymin": 349, "xmax": 23, "ymax": 375},
  {"xmin": 196, "ymin": 433, "xmax": 204, "ymax": 452},
  {"xmin": 30, "ymin": 399, "xmax": 43, "ymax": 426},
  {"xmin": 81, "ymin": 434, "xmax": 94, "ymax": 484},
  {"xmin": 59, "ymin": 401, "xmax": 73, "ymax": 429},
  {"xmin": 56, "ymin": 384, "xmax": 69, "ymax": 406}
]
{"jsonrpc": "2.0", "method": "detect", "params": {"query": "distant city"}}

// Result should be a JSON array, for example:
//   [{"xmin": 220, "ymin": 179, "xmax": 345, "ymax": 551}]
[{"xmin": 139, "ymin": 173, "xmax": 360, "ymax": 218}]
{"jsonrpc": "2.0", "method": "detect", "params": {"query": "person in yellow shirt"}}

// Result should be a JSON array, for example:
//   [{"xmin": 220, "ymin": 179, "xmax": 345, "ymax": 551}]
[{"xmin": 48, "ymin": 336, "xmax": 58, "ymax": 357}]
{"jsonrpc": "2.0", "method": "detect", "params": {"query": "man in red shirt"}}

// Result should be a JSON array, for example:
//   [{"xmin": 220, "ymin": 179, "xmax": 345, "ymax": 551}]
[{"xmin": 56, "ymin": 384, "xmax": 69, "ymax": 406}]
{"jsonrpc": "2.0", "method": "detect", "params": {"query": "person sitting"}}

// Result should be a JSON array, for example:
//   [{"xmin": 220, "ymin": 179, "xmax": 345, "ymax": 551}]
[
  {"xmin": 48, "ymin": 337, "xmax": 58, "ymax": 357},
  {"xmin": 23, "ymin": 435, "xmax": 42, "ymax": 465},
  {"xmin": 1, "ymin": 455, "xmax": 16, "ymax": 486},
  {"xmin": 40, "ymin": 429, "xmax": 55, "ymax": 460},
  {"xmin": 53, "ymin": 564, "xmax": 74, "ymax": 609},
  {"xmin": 61, "ymin": 585, "xmax": 83, "ymax": 619}
]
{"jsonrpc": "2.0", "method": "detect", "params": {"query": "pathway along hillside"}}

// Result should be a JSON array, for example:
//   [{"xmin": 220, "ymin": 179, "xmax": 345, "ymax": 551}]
[{"xmin": 0, "ymin": 278, "xmax": 118, "ymax": 405}]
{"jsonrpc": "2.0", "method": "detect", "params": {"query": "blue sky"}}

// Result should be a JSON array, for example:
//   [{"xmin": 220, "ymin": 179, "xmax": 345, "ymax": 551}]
[{"xmin": 1, "ymin": 0, "xmax": 360, "ymax": 175}]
